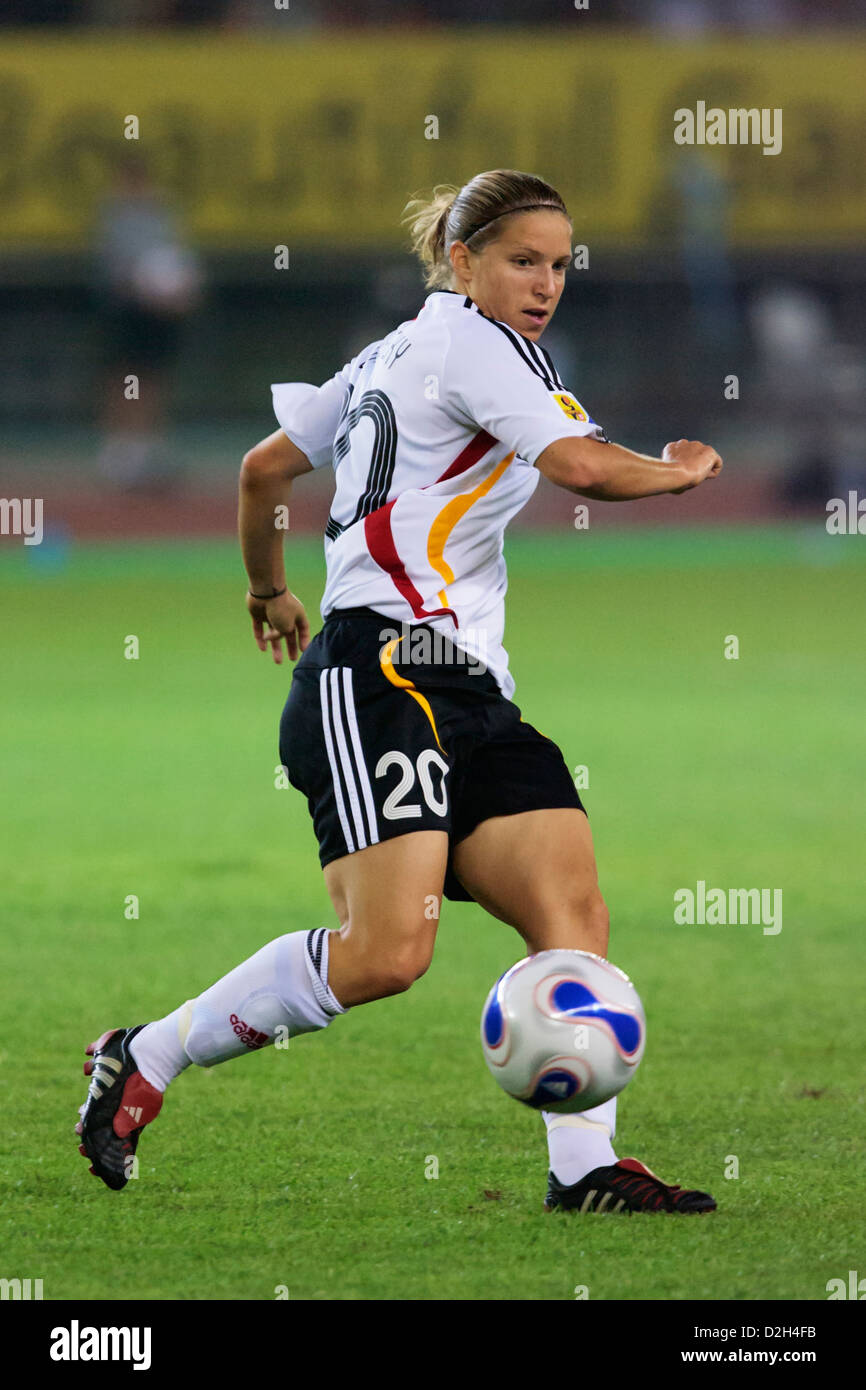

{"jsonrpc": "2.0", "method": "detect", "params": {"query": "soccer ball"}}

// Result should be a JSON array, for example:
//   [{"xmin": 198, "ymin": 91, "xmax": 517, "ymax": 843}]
[{"xmin": 480, "ymin": 949, "xmax": 646, "ymax": 1113}]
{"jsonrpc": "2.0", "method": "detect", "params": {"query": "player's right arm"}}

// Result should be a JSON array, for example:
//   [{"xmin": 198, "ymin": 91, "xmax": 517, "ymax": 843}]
[
  {"xmin": 239, "ymin": 428, "xmax": 313, "ymax": 664},
  {"xmin": 238, "ymin": 353, "xmax": 368, "ymax": 664},
  {"xmin": 534, "ymin": 435, "xmax": 722, "ymax": 501}
]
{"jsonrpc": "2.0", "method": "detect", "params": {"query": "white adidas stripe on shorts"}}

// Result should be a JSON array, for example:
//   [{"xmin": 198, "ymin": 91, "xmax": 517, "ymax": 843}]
[{"xmin": 319, "ymin": 666, "xmax": 380, "ymax": 855}]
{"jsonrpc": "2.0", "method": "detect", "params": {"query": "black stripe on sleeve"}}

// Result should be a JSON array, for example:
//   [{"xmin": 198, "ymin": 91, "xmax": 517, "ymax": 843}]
[{"xmin": 539, "ymin": 343, "xmax": 567, "ymax": 392}]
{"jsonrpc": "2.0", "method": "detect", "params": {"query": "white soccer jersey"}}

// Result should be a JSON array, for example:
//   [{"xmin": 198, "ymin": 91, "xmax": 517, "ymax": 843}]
[{"xmin": 272, "ymin": 289, "xmax": 605, "ymax": 700}]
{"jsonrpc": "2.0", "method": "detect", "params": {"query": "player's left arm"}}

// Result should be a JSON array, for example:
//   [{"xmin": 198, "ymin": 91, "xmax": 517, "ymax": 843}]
[
  {"xmin": 535, "ymin": 435, "xmax": 722, "ymax": 500},
  {"xmin": 239, "ymin": 428, "xmax": 313, "ymax": 664}
]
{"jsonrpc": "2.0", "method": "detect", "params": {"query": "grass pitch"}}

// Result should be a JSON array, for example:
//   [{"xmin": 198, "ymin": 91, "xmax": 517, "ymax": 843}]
[{"xmin": 1, "ymin": 525, "xmax": 863, "ymax": 1300}]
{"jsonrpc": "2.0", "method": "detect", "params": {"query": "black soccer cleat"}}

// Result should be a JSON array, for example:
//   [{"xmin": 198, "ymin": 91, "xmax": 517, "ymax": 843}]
[
  {"xmin": 75, "ymin": 1026, "xmax": 163, "ymax": 1191},
  {"xmin": 544, "ymin": 1157, "xmax": 717, "ymax": 1215}
]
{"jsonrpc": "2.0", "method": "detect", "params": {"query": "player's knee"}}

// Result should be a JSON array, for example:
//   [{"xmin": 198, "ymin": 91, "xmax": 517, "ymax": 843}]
[
  {"xmin": 583, "ymin": 889, "xmax": 610, "ymax": 948},
  {"xmin": 332, "ymin": 907, "xmax": 437, "ymax": 1002},
  {"xmin": 589, "ymin": 887, "xmax": 609, "ymax": 926},
  {"xmin": 348, "ymin": 934, "xmax": 433, "ymax": 999},
  {"xmin": 557, "ymin": 885, "xmax": 609, "ymax": 950},
  {"xmin": 572, "ymin": 878, "xmax": 604, "ymax": 916},
  {"xmin": 368, "ymin": 946, "xmax": 432, "ymax": 998}
]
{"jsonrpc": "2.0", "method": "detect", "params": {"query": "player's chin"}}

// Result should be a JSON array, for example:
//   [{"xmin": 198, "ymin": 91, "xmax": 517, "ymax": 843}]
[{"xmin": 517, "ymin": 313, "xmax": 549, "ymax": 338}]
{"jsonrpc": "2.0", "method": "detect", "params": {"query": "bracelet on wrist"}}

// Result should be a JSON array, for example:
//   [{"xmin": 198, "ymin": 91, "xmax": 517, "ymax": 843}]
[{"xmin": 249, "ymin": 585, "xmax": 287, "ymax": 601}]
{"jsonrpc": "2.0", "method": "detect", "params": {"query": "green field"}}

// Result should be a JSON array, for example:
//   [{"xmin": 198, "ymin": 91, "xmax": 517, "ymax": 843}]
[{"xmin": 1, "ymin": 525, "xmax": 864, "ymax": 1301}]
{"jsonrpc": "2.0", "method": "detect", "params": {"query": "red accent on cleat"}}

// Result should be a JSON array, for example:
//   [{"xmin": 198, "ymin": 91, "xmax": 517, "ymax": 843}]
[
  {"xmin": 83, "ymin": 1061, "xmax": 93, "ymax": 1076},
  {"xmin": 619, "ymin": 1157, "xmax": 661, "ymax": 1176},
  {"xmin": 79, "ymin": 1145, "xmax": 87, "ymax": 1155},
  {"xmin": 112, "ymin": 1072, "xmax": 163, "ymax": 1139},
  {"xmin": 618, "ymin": 1157, "xmax": 677, "ymax": 1188},
  {"xmin": 85, "ymin": 1028, "xmax": 122, "ymax": 1058}
]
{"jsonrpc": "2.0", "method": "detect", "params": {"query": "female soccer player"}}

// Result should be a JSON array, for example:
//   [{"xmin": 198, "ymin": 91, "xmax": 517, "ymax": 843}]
[{"xmin": 78, "ymin": 169, "xmax": 721, "ymax": 1214}]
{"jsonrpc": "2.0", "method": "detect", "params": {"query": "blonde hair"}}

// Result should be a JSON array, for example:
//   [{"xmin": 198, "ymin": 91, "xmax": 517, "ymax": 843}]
[{"xmin": 403, "ymin": 169, "xmax": 571, "ymax": 290}]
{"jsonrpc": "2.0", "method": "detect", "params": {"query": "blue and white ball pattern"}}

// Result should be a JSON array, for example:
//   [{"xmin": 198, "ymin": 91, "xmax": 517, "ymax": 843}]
[{"xmin": 480, "ymin": 949, "xmax": 646, "ymax": 1113}]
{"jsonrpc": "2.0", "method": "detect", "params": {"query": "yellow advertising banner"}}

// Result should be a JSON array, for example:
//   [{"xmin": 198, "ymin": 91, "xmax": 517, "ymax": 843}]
[{"xmin": 0, "ymin": 31, "xmax": 863, "ymax": 251}]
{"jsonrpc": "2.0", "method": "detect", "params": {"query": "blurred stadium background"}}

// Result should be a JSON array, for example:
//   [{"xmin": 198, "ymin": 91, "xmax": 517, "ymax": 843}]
[{"xmin": 1, "ymin": 1, "xmax": 865, "ymax": 544}]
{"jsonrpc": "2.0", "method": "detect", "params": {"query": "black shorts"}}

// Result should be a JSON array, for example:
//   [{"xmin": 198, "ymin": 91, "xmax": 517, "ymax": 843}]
[{"xmin": 278, "ymin": 606, "xmax": 585, "ymax": 903}]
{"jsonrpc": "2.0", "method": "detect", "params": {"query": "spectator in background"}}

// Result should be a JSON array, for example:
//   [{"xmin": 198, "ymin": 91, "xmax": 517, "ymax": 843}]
[
  {"xmin": 670, "ymin": 148, "xmax": 739, "ymax": 358},
  {"xmin": 748, "ymin": 282, "xmax": 866, "ymax": 506},
  {"xmin": 92, "ymin": 151, "xmax": 202, "ymax": 490}
]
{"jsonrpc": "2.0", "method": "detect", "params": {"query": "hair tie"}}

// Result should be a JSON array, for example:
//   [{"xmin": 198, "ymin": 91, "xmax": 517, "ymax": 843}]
[{"xmin": 462, "ymin": 203, "xmax": 556, "ymax": 243}]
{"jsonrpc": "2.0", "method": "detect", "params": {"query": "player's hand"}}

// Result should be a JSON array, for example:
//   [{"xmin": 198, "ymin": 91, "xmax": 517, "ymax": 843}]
[
  {"xmin": 662, "ymin": 439, "xmax": 723, "ymax": 493},
  {"xmin": 246, "ymin": 589, "xmax": 310, "ymax": 664}
]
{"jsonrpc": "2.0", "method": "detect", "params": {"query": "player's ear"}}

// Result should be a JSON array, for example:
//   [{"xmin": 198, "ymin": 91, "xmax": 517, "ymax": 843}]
[{"xmin": 449, "ymin": 240, "xmax": 471, "ymax": 284}]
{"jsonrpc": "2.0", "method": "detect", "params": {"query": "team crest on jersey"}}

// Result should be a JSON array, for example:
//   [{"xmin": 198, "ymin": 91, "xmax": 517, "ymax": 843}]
[{"xmin": 552, "ymin": 392, "xmax": 589, "ymax": 422}]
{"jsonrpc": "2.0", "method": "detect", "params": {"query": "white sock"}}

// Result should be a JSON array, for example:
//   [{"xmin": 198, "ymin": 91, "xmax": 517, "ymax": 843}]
[
  {"xmin": 543, "ymin": 1098, "xmax": 618, "ymax": 1186},
  {"xmin": 130, "ymin": 928, "xmax": 344, "ymax": 1091},
  {"xmin": 129, "ymin": 1007, "xmax": 191, "ymax": 1092}
]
